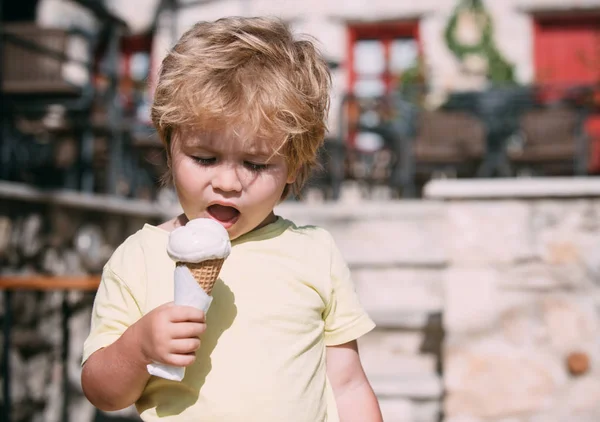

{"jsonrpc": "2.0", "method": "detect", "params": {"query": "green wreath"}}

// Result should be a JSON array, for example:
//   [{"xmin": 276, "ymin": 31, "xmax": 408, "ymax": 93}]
[{"xmin": 444, "ymin": 0, "xmax": 515, "ymax": 83}]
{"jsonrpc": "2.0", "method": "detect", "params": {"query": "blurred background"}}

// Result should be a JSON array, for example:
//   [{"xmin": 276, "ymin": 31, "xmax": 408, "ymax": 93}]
[{"xmin": 1, "ymin": 0, "xmax": 600, "ymax": 421}]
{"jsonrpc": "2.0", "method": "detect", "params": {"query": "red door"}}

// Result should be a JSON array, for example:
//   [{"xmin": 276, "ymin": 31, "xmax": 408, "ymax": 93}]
[
  {"xmin": 534, "ymin": 16, "xmax": 600, "ymax": 172},
  {"xmin": 345, "ymin": 22, "xmax": 420, "ymax": 149}
]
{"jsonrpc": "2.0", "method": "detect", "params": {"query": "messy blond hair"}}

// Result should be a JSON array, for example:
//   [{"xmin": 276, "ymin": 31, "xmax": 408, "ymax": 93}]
[{"xmin": 151, "ymin": 16, "xmax": 331, "ymax": 198}]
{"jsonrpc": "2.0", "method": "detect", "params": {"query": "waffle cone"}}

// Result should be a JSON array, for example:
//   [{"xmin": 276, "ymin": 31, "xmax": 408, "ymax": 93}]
[{"xmin": 181, "ymin": 259, "xmax": 224, "ymax": 295}]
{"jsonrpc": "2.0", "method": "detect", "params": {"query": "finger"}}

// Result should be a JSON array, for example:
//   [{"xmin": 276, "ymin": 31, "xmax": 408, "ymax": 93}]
[
  {"xmin": 165, "ymin": 353, "xmax": 196, "ymax": 368},
  {"xmin": 169, "ymin": 338, "xmax": 201, "ymax": 354},
  {"xmin": 169, "ymin": 306, "xmax": 205, "ymax": 323},
  {"xmin": 171, "ymin": 322, "xmax": 206, "ymax": 339}
]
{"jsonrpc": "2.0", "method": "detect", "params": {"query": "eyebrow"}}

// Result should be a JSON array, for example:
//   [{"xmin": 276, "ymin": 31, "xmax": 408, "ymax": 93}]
[
  {"xmin": 183, "ymin": 138, "xmax": 275, "ymax": 159},
  {"xmin": 245, "ymin": 148, "xmax": 274, "ymax": 158}
]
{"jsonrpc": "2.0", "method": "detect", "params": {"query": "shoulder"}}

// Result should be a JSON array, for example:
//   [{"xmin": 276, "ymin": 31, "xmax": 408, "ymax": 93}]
[
  {"xmin": 105, "ymin": 224, "xmax": 169, "ymax": 286},
  {"xmin": 275, "ymin": 219, "xmax": 341, "ymax": 274},
  {"xmin": 280, "ymin": 219, "xmax": 336, "ymax": 250}
]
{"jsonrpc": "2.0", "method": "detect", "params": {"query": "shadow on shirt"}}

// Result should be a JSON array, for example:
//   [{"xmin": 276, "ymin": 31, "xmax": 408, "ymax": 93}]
[{"xmin": 137, "ymin": 278, "xmax": 238, "ymax": 417}]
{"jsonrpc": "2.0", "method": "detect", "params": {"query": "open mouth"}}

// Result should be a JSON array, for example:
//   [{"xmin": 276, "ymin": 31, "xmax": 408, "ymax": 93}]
[{"xmin": 207, "ymin": 204, "xmax": 240, "ymax": 228}]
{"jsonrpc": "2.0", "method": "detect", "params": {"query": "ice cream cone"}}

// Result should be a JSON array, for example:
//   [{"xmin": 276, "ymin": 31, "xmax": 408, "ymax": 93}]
[
  {"xmin": 181, "ymin": 258, "xmax": 224, "ymax": 295},
  {"xmin": 148, "ymin": 219, "xmax": 230, "ymax": 382}
]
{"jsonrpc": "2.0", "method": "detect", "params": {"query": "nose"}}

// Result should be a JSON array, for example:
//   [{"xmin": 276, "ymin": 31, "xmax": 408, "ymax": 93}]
[{"xmin": 211, "ymin": 163, "xmax": 243, "ymax": 193}]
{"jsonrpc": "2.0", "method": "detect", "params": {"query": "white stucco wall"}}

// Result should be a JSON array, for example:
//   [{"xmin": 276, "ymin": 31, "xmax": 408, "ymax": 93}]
[{"xmin": 102, "ymin": 0, "xmax": 600, "ymax": 134}]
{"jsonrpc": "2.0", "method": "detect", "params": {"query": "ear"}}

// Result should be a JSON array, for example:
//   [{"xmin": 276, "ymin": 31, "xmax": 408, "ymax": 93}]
[{"xmin": 286, "ymin": 172, "xmax": 297, "ymax": 185}]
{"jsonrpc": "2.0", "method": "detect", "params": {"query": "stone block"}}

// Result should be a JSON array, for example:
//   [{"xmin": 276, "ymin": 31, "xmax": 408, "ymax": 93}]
[
  {"xmin": 25, "ymin": 354, "xmax": 51, "ymax": 402},
  {"xmin": 68, "ymin": 308, "xmax": 94, "ymax": 392},
  {"xmin": 378, "ymin": 398, "xmax": 414, "ymax": 422},
  {"xmin": 354, "ymin": 268, "xmax": 443, "ymax": 315},
  {"xmin": 44, "ymin": 360, "xmax": 63, "ymax": 422},
  {"xmin": 277, "ymin": 201, "xmax": 447, "ymax": 266},
  {"xmin": 445, "ymin": 418, "xmax": 523, "ymax": 422},
  {"xmin": 564, "ymin": 376, "xmax": 600, "ymax": 413},
  {"xmin": 371, "ymin": 374, "xmax": 443, "ymax": 400},
  {"xmin": 331, "ymin": 218, "xmax": 445, "ymax": 267},
  {"xmin": 475, "ymin": 291, "xmax": 600, "ymax": 356},
  {"xmin": 530, "ymin": 376, "xmax": 600, "ymax": 422},
  {"xmin": 530, "ymin": 412, "xmax": 593, "ymax": 422},
  {"xmin": 413, "ymin": 400, "xmax": 442, "ymax": 422},
  {"xmin": 367, "ymin": 310, "xmax": 439, "ymax": 330},
  {"xmin": 443, "ymin": 268, "xmax": 499, "ymax": 334},
  {"xmin": 37, "ymin": 310, "xmax": 63, "ymax": 350},
  {"xmin": 360, "ymin": 331, "xmax": 443, "ymax": 402},
  {"xmin": 446, "ymin": 201, "xmax": 532, "ymax": 265},
  {"xmin": 360, "ymin": 330, "xmax": 426, "ymax": 355},
  {"xmin": 97, "ymin": 406, "xmax": 142, "ymax": 421},
  {"xmin": 362, "ymin": 348, "xmax": 437, "ymax": 379},
  {"xmin": 68, "ymin": 397, "xmax": 96, "ymax": 422},
  {"xmin": 444, "ymin": 341, "xmax": 565, "ymax": 419},
  {"xmin": 531, "ymin": 200, "xmax": 600, "ymax": 233},
  {"xmin": 500, "ymin": 262, "xmax": 589, "ymax": 290},
  {"xmin": 541, "ymin": 295, "xmax": 599, "ymax": 355},
  {"xmin": 498, "ymin": 295, "xmax": 547, "ymax": 348},
  {"xmin": 7, "ymin": 349, "xmax": 27, "ymax": 404},
  {"xmin": 378, "ymin": 398, "xmax": 441, "ymax": 422},
  {"xmin": 529, "ymin": 200, "xmax": 600, "ymax": 289}
]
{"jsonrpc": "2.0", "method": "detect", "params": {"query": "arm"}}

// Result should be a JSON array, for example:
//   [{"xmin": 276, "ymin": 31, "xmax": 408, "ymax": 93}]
[
  {"xmin": 326, "ymin": 340, "xmax": 383, "ymax": 422},
  {"xmin": 81, "ymin": 303, "xmax": 206, "ymax": 411},
  {"xmin": 81, "ymin": 320, "xmax": 151, "ymax": 411}
]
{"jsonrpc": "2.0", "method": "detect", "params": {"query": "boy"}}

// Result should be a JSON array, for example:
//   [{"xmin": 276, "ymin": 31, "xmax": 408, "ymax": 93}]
[{"xmin": 81, "ymin": 16, "xmax": 382, "ymax": 421}]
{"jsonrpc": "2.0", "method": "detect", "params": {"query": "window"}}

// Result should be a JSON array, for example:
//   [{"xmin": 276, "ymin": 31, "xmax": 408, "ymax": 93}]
[{"xmin": 347, "ymin": 21, "xmax": 420, "ymax": 97}]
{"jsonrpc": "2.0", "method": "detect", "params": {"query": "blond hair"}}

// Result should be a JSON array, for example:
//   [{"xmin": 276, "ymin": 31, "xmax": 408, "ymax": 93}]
[{"xmin": 151, "ymin": 16, "xmax": 331, "ymax": 198}]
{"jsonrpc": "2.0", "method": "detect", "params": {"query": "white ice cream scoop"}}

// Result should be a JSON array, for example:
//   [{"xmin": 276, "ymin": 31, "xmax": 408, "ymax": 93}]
[{"xmin": 167, "ymin": 218, "xmax": 231, "ymax": 263}]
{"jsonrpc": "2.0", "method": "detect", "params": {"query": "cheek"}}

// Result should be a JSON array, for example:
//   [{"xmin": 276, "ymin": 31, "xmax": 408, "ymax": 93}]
[
  {"xmin": 173, "ymin": 160, "xmax": 206, "ymax": 195},
  {"xmin": 248, "ymin": 171, "xmax": 289, "ymax": 201}
]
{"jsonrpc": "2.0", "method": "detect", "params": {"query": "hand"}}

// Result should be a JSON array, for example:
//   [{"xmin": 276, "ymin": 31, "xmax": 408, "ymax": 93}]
[{"xmin": 133, "ymin": 302, "xmax": 206, "ymax": 367}]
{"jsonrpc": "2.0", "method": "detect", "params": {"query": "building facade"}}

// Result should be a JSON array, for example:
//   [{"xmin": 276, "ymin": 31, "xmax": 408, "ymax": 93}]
[{"xmin": 136, "ymin": 0, "xmax": 600, "ymax": 136}]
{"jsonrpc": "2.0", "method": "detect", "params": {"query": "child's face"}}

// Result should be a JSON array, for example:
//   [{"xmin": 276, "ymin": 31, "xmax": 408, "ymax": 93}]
[{"xmin": 171, "ymin": 127, "xmax": 295, "ymax": 240}]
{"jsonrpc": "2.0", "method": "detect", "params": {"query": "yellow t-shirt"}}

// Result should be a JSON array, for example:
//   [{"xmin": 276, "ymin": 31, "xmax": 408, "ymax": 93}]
[{"xmin": 82, "ymin": 217, "xmax": 375, "ymax": 421}]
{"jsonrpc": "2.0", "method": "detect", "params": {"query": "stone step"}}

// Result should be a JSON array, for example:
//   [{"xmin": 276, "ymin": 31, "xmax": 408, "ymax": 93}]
[
  {"xmin": 364, "ymin": 353, "xmax": 437, "ymax": 379},
  {"xmin": 277, "ymin": 201, "xmax": 447, "ymax": 267},
  {"xmin": 354, "ymin": 268, "xmax": 444, "ymax": 317},
  {"xmin": 379, "ymin": 398, "xmax": 441, "ymax": 422},
  {"xmin": 371, "ymin": 374, "xmax": 443, "ymax": 400},
  {"xmin": 366, "ymin": 310, "xmax": 443, "ymax": 330},
  {"xmin": 359, "ymin": 331, "xmax": 440, "ymax": 377}
]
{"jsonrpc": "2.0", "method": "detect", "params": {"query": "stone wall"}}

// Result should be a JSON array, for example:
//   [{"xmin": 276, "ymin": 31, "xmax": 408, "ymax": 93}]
[
  {"xmin": 426, "ymin": 178, "xmax": 600, "ymax": 422},
  {"xmin": 0, "ymin": 290, "xmax": 101, "ymax": 422},
  {"xmin": 3, "ymin": 177, "xmax": 600, "ymax": 422}
]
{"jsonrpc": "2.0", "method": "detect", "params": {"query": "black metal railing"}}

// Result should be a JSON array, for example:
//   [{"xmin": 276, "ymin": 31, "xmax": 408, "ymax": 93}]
[
  {"xmin": 1, "ymin": 276, "xmax": 100, "ymax": 422},
  {"xmin": 325, "ymin": 83, "xmax": 598, "ymax": 198},
  {"xmin": 0, "ymin": 2, "xmax": 127, "ymax": 196}
]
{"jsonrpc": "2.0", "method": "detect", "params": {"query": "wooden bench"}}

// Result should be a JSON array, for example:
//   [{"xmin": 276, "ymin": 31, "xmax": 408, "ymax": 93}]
[{"xmin": 508, "ymin": 106, "xmax": 586, "ymax": 175}]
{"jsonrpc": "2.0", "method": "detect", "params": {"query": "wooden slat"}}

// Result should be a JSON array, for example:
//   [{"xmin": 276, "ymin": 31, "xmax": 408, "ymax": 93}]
[
  {"xmin": 0, "ymin": 275, "xmax": 100, "ymax": 291},
  {"xmin": 2, "ymin": 81, "xmax": 81, "ymax": 96},
  {"xmin": 0, "ymin": 180, "xmax": 180, "ymax": 218}
]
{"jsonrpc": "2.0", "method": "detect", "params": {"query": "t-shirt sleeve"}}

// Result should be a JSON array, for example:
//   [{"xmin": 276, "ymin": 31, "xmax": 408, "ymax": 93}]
[
  {"xmin": 323, "ymin": 235, "xmax": 375, "ymax": 346},
  {"xmin": 81, "ymin": 242, "xmax": 144, "ymax": 365}
]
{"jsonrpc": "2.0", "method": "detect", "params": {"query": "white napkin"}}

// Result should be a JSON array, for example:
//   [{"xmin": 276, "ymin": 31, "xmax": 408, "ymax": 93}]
[{"xmin": 146, "ymin": 265, "xmax": 213, "ymax": 381}]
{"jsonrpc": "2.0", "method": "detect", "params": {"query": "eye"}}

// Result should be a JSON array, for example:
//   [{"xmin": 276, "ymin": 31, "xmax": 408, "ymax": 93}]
[
  {"xmin": 191, "ymin": 156, "xmax": 216, "ymax": 166},
  {"xmin": 244, "ymin": 161, "xmax": 269, "ymax": 172}
]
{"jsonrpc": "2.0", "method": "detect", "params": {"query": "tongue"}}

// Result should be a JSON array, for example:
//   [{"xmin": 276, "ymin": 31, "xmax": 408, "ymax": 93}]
[{"xmin": 208, "ymin": 205, "xmax": 239, "ymax": 222}]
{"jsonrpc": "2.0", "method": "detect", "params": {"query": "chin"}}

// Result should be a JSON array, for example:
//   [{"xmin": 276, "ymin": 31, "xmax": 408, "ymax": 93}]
[{"xmin": 226, "ymin": 226, "xmax": 245, "ymax": 240}]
